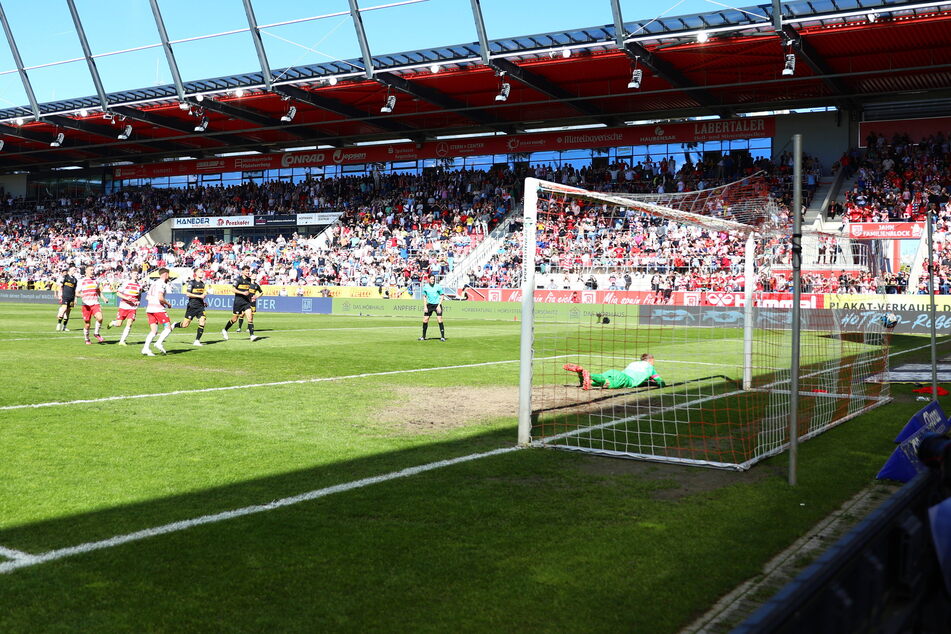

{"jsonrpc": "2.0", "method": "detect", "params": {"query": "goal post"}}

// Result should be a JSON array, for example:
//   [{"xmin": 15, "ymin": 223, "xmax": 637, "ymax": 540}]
[{"xmin": 516, "ymin": 176, "xmax": 891, "ymax": 469}]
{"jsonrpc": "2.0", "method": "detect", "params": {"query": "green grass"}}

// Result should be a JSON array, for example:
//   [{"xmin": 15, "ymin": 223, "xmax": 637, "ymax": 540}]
[{"xmin": 0, "ymin": 303, "xmax": 945, "ymax": 632}]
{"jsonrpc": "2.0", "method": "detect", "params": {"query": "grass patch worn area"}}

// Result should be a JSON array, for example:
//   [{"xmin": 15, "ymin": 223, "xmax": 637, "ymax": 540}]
[{"xmin": 0, "ymin": 303, "xmax": 945, "ymax": 632}]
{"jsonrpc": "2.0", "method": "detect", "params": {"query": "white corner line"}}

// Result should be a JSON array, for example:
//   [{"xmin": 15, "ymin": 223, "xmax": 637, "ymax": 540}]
[
  {"xmin": 0, "ymin": 445, "xmax": 521, "ymax": 575},
  {"xmin": 0, "ymin": 546, "xmax": 36, "ymax": 562}
]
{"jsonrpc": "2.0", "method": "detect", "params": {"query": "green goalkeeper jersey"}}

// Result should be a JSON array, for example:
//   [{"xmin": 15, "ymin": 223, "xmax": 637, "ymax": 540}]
[{"xmin": 622, "ymin": 360, "xmax": 662, "ymax": 386}]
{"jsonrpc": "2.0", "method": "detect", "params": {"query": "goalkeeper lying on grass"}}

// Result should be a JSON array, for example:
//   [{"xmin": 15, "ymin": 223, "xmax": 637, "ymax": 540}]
[{"xmin": 564, "ymin": 354, "xmax": 665, "ymax": 391}]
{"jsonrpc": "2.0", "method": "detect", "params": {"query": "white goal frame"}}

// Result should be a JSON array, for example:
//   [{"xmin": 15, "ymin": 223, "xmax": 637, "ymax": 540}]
[{"xmin": 515, "ymin": 177, "xmax": 891, "ymax": 469}]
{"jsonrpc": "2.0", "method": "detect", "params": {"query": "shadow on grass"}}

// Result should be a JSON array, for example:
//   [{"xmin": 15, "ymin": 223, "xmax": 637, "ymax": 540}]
[{"xmin": 0, "ymin": 426, "xmax": 526, "ymax": 553}]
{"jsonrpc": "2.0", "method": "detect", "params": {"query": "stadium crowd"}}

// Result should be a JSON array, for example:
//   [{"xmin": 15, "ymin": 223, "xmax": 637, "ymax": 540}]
[
  {"xmin": 0, "ymin": 168, "xmax": 517, "ymax": 290},
  {"xmin": 839, "ymin": 132, "xmax": 950, "ymax": 223},
  {"xmin": 1, "ymin": 143, "xmax": 927, "ymax": 297}
]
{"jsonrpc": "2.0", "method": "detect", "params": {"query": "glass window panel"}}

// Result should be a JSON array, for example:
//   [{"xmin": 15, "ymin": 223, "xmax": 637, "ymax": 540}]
[
  {"xmin": 27, "ymin": 61, "xmax": 97, "ymax": 104},
  {"xmin": 261, "ymin": 20, "xmax": 362, "ymax": 78},
  {"xmin": 618, "ymin": 1, "xmax": 740, "ymax": 24},
  {"xmin": 172, "ymin": 32, "xmax": 261, "ymax": 83},
  {"xmin": 160, "ymin": 0, "xmax": 249, "ymax": 41},
  {"xmin": 252, "ymin": 0, "xmax": 350, "ymax": 25},
  {"xmin": 0, "ymin": 71, "xmax": 29, "ymax": 113},
  {"xmin": 3, "ymin": 0, "xmax": 85, "ymax": 67},
  {"xmin": 362, "ymin": 0, "xmax": 476, "ymax": 57},
  {"xmin": 96, "ymin": 49, "xmax": 172, "ymax": 93},
  {"xmin": 75, "ymin": 0, "xmax": 159, "ymax": 56},
  {"xmin": 481, "ymin": 0, "xmax": 612, "ymax": 41}
]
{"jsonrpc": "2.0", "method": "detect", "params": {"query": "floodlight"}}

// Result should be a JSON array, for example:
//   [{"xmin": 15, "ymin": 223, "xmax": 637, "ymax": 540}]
[
  {"xmin": 281, "ymin": 106, "xmax": 297, "ymax": 123},
  {"xmin": 697, "ymin": 30, "xmax": 709, "ymax": 43},
  {"xmin": 50, "ymin": 132, "xmax": 64, "ymax": 147},
  {"xmin": 782, "ymin": 53, "xmax": 796, "ymax": 76},
  {"xmin": 380, "ymin": 94, "xmax": 396, "ymax": 113},
  {"xmin": 628, "ymin": 69, "xmax": 643, "ymax": 89},
  {"xmin": 0, "ymin": 140, "xmax": 5, "ymax": 151},
  {"xmin": 78, "ymin": 108, "xmax": 89, "ymax": 117},
  {"xmin": 194, "ymin": 117, "xmax": 209, "ymax": 132},
  {"xmin": 495, "ymin": 81, "xmax": 511, "ymax": 102},
  {"xmin": 117, "ymin": 124, "xmax": 132, "ymax": 140},
  {"xmin": 14, "ymin": 117, "xmax": 24, "ymax": 126}
]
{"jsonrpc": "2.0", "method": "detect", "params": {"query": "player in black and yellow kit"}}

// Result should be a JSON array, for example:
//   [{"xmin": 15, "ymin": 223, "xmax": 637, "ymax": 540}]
[
  {"xmin": 56, "ymin": 266, "xmax": 78, "ymax": 331},
  {"xmin": 221, "ymin": 265, "xmax": 258, "ymax": 341},
  {"xmin": 236, "ymin": 274, "xmax": 264, "ymax": 332},
  {"xmin": 171, "ymin": 268, "xmax": 208, "ymax": 346}
]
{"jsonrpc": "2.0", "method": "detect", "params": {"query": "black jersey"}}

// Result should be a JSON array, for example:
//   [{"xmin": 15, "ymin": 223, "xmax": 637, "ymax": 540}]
[
  {"xmin": 248, "ymin": 282, "xmax": 263, "ymax": 305},
  {"xmin": 184, "ymin": 279, "xmax": 207, "ymax": 308},
  {"xmin": 233, "ymin": 275, "xmax": 253, "ymax": 307},
  {"xmin": 60, "ymin": 274, "xmax": 78, "ymax": 300}
]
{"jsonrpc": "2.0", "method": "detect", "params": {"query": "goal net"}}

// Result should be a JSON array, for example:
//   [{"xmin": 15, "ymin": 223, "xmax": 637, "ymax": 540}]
[{"xmin": 516, "ymin": 176, "xmax": 891, "ymax": 470}]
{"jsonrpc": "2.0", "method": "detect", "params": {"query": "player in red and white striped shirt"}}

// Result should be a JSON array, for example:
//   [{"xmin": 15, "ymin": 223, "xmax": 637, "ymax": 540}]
[
  {"xmin": 108, "ymin": 273, "xmax": 143, "ymax": 346},
  {"xmin": 142, "ymin": 268, "xmax": 173, "ymax": 356},
  {"xmin": 77, "ymin": 266, "xmax": 105, "ymax": 345}
]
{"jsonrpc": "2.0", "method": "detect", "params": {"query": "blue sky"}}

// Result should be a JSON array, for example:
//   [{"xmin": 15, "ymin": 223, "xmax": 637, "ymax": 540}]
[{"xmin": 0, "ymin": 0, "xmax": 754, "ymax": 110}]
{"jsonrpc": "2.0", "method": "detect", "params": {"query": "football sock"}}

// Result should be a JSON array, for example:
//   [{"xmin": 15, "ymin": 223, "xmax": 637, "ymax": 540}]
[
  {"xmin": 143, "ymin": 331, "xmax": 155, "ymax": 349},
  {"xmin": 196, "ymin": 326, "xmax": 204, "ymax": 341},
  {"xmin": 57, "ymin": 317, "xmax": 62, "ymax": 325},
  {"xmin": 62, "ymin": 316, "xmax": 69, "ymax": 328},
  {"xmin": 157, "ymin": 326, "xmax": 171, "ymax": 345},
  {"xmin": 248, "ymin": 323, "xmax": 254, "ymax": 336},
  {"xmin": 237, "ymin": 319, "xmax": 244, "ymax": 329},
  {"xmin": 83, "ymin": 327, "xmax": 90, "ymax": 341},
  {"xmin": 439, "ymin": 322, "xmax": 445, "ymax": 337},
  {"xmin": 422, "ymin": 322, "xmax": 428, "ymax": 338},
  {"xmin": 224, "ymin": 320, "xmax": 234, "ymax": 331},
  {"xmin": 94, "ymin": 322, "xmax": 101, "ymax": 336},
  {"xmin": 120, "ymin": 324, "xmax": 131, "ymax": 343}
]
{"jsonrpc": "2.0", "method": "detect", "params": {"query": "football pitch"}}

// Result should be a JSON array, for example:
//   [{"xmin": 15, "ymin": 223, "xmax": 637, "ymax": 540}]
[{"xmin": 0, "ymin": 302, "xmax": 941, "ymax": 632}]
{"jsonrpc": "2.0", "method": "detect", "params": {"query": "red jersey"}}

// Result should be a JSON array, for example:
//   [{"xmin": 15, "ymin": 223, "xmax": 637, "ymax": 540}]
[
  {"xmin": 78, "ymin": 277, "xmax": 101, "ymax": 306},
  {"xmin": 116, "ymin": 280, "xmax": 142, "ymax": 310}
]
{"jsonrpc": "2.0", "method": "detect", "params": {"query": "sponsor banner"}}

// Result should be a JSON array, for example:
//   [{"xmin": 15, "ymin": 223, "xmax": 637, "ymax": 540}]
[
  {"xmin": 171, "ymin": 215, "xmax": 255, "ymax": 229},
  {"xmin": 859, "ymin": 116, "xmax": 951, "ymax": 148},
  {"xmin": 0, "ymin": 290, "xmax": 57, "ymax": 303},
  {"xmin": 114, "ymin": 118, "xmax": 774, "ymax": 179},
  {"xmin": 332, "ymin": 298, "xmax": 640, "ymax": 322},
  {"xmin": 838, "ymin": 309, "xmax": 951, "ymax": 334},
  {"xmin": 472, "ymin": 288, "xmax": 680, "ymax": 305},
  {"xmin": 846, "ymin": 222, "xmax": 924, "ymax": 240},
  {"xmin": 204, "ymin": 284, "xmax": 410, "ymax": 299},
  {"xmin": 685, "ymin": 291, "xmax": 825, "ymax": 309},
  {"xmin": 162, "ymin": 293, "xmax": 331, "ymax": 314},
  {"xmin": 297, "ymin": 212, "xmax": 342, "ymax": 225},
  {"xmin": 827, "ymin": 294, "xmax": 951, "ymax": 312},
  {"xmin": 253, "ymin": 215, "xmax": 298, "ymax": 227}
]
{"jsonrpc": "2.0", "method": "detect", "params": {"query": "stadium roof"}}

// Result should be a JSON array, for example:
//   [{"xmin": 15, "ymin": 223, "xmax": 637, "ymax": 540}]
[{"xmin": 1, "ymin": 0, "xmax": 950, "ymax": 174}]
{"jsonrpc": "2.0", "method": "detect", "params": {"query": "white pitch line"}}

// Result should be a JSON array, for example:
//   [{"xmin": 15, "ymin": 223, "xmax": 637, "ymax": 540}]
[
  {"xmin": 0, "ymin": 546, "xmax": 35, "ymax": 562},
  {"xmin": 0, "ymin": 356, "xmax": 552, "ymax": 412},
  {"xmin": 0, "ymin": 445, "xmax": 521, "ymax": 575}
]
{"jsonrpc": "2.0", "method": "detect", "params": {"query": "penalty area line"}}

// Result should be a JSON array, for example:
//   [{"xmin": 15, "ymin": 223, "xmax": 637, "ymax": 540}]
[
  {"xmin": 0, "ymin": 445, "xmax": 521, "ymax": 575},
  {"xmin": 0, "ymin": 356, "xmax": 563, "ymax": 412},
  {"xmin": 0, "ymin": 546, "xmax": 36, "ymax": 562}
]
